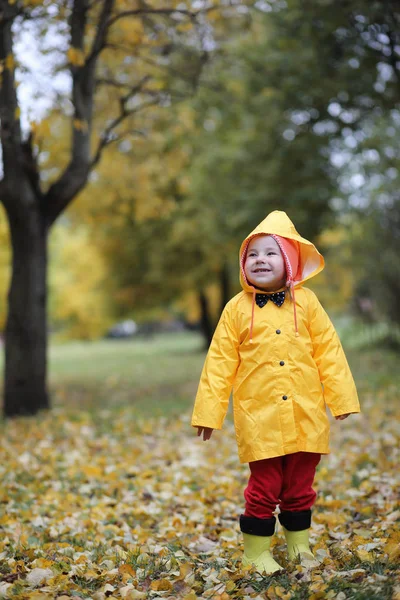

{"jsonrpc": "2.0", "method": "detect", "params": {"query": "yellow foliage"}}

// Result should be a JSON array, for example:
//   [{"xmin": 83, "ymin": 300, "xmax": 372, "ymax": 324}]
[
  {"xmin": 5, "ymin": 53, "xmax": 15, "ymax": 71},
  {"xmin": 31, "ymin": 118, "xmax": 51, "ymax": 140},
  {"xmin": 32, "ymin": 111, "xmax": 71, "ymax": 191},
  {"xmin": 67, "ymin": 47, "xmax": 85, "ymax": 67},
  {"xmin": 115, "ymin": 18, "xmax": 144, "ymax": 46},
  {"xmin": 81, "ymin": 465, "xmax": 103, "ymax": 478},
  {"xmin": 49, "ymin": 225, "xmax": 113, "ymax": 339},
  {"xmin": 71, "ymin": 103, "xmax": 193, "ymax": 229},
  {"xmin": 176, "ymin": 22, "xmax": 193, "ymax": 33},
  {"xmin": 150, "ymin": 579, "xmax": 173, "ymax": 591},
  {"xmin": 175, "ymin": 284, "xmax": 221, "ymax": 325}
]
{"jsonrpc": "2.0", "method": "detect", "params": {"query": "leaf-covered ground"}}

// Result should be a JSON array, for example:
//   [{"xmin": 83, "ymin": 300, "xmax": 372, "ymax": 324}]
[{"xmin": 0, "ymin": 344, "xmax": 399, "ymax": 599}]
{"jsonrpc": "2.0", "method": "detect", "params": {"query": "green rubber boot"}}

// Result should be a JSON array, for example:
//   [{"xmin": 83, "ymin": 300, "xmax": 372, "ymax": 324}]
[
  {"xmin": 242, "ymin": 533, "xmax": 283, "ymax": 574},
  {"xmin": 283, "ymin": 527, "xmax": 314, "ymax": 560}
]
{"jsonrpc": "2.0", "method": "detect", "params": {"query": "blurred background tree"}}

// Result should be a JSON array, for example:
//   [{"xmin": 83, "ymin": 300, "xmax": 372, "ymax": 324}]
[
  {"xmin": 0, "ymin": 0, "xmax": 250, "ymax": 416},
  {"xmin": 1, "ymin": 0, "xmax": 399, "ymax": 416},
  {"xmin": 77, "ymin": 0, "xmax": 400, "ymax": 341}
]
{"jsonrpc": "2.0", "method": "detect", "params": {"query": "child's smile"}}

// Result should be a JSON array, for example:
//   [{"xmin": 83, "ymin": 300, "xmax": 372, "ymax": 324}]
[{"xmin": 244, "ymin": 235, "xmax": 286, "ymax": 291}]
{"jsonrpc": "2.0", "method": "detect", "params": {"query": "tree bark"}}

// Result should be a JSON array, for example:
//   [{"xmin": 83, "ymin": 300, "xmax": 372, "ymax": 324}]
[
  {"xmin": 4, "ymin": 206, "xmax": 49, "ymax": 416},
  {"xmin": 198, "ymin": 291, "xmax": 214, "ymax": 350},
  {"xmin": 0, "ymin": 2, "xmax": 50, "ymax": 416}
]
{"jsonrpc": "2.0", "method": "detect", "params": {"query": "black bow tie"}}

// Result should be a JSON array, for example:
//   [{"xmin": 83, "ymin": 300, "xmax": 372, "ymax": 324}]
[{"xmin": 255, "ymin": 291, "xmax": 285, "ymax": 308}]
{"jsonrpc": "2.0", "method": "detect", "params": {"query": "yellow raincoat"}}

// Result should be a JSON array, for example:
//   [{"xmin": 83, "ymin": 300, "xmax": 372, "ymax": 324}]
[{"xmin": 191, "ymin": 211, "xmax": 360, "ymax": 464}]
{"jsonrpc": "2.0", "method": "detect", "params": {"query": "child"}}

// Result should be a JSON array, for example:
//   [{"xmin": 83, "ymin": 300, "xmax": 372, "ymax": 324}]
[{"xmin": 191, "ymin": 210, "xmax": 360, "ymax": 574}]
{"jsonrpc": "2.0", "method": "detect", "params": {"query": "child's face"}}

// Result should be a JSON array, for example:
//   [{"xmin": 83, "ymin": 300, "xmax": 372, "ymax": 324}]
[{"xmin": 244, "ymin": 235, "xmax": 286, "ymax": 291}]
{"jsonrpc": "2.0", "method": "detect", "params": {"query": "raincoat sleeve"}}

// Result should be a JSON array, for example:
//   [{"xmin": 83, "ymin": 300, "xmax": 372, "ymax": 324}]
[
  {"xmin": 307, "ymin": 289, "xmax": 360, "ymax": 417},
  {"xmin": 191, "ymin": 300, "xmax": 240, "ymax": 430}
]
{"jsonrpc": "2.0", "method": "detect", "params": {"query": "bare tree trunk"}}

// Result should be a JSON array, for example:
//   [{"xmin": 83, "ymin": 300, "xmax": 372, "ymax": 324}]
[
  {"xmin": 198, "ymin": 291, "xmax": 214, "ymax": 350},
  {"xmin": 4, "ymin": 207, "xmax": 49, "ymax": 416}
]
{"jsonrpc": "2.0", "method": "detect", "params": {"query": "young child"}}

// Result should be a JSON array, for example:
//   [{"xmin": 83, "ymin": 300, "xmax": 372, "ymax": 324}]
[{"xmin": 191, "ymin": 210, "xmax": 360, "ymax": 574}]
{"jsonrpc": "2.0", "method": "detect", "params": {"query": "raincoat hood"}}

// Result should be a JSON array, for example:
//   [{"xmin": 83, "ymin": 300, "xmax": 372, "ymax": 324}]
[
  {"xmin": 239, "ymin": 210, "xmax": 325, "ymax": 293},
  {"xmin": 240, "ymin": 211, "xmax": 325, "ymax": 338}
]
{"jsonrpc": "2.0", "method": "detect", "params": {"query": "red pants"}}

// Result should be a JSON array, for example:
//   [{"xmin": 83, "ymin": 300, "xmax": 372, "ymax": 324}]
[{"xmin": 244, "ymin": 452, "xmax": 321, "ymax": 519}]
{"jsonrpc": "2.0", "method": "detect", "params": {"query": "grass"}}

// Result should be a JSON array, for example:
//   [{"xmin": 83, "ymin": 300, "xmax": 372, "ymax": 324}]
[
  {"xmin": 1, "ymin": 327, "xmax": 400, "ymax": 417},
  {"xmin": 1, "ymin": 331, "xmax": 205, "ymax": 417},
  {"xmin": 47, "ymin": 331, "xmax": 203, "ymax": 383}
]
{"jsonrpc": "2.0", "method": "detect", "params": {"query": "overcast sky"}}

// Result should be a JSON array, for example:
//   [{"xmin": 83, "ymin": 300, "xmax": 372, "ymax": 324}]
[{"xmin": 14, "ymin": 17, "xmax": 70, "ymax": 132}]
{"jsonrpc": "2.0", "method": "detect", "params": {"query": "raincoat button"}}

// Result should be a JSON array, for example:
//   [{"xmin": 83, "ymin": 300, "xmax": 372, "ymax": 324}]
[
  {"xmin": 280, "ymin": 360, "xmax": 285, "ymax": 366},
  {"xmin": 282, "ymin": 395, "xmax": 288, "ymax": 400},
  {"xmin": 276, "ymin": 329, "xmax": 281, "ymax": 334}
]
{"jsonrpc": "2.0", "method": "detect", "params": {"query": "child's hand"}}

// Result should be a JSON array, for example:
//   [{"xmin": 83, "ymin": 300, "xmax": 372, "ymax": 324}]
[
  {"xmin": 197, "ymin": 427, "xmax": 213, "ymax": 441},
  {"xmin": 335, "ymin": 413, "xmax": 350, "ymax": 420}
]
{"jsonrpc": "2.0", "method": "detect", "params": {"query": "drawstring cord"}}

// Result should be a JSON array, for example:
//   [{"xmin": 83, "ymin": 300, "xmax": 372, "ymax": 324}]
[
  {"xmin": 290, "ymin": 282, "xmax": 299, "ymax": 337},
  {"xmin": 249, "ymin": 289, "xmax": 256, "ymax": 343}
]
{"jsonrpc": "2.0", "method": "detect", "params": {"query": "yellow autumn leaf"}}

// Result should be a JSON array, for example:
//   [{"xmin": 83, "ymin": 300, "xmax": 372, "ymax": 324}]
[
  {"xmin": 385, "ymin": 541, "xmax": 400, "ymax": 562},
  {"xmin": 225, "ymin": 580, "xmax": 236, "ymax": 593},
  {"xmin": 31, "ymin": 118, "xmax": 51, "ymax": 139},
  {"xmin": 75, "ymin": 554, "xmax": 90, "ymax": 564},
  {"xmin": 118, "ymin": 564, "xmax": 135, "ymax": 576},
  {"xmin": 175, "ymin": 562, "xmax": 192, "ymax": 580},
  {"xmin": 81, "ymin": 465, "xmax": 103, "ymax": 478},
  {"xmin": 32, "ymin": 558, "xmax": 54, "ymax": 569},
  {"xmin": 5, "ymin": 54, "xmax": 15, "ymax": 70},
  {"xmin": 73, "ymin": 118, "xmax": 88, "ymax": 132},
  {"xmin": 150, "ymin": 579, "xmax": 173, "ymax": 591},
  {"xmin": 67, "ymin": 46, "xmax": 85, "ymax": 66},
  {"xmin": 356, "ymin": 548, "xmax": 373, "ymax": 562},
  {"xmin": 83, "ymin": 569, "xmax": 99, "ymax": 579}
]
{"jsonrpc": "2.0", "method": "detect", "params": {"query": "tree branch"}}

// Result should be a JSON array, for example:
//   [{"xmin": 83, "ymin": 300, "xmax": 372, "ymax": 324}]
[
  {"xmin": 91, "ymin": 96, "xmax": 158, "ymax": 167},
  {"xmin": 95, "ymin": 77, "xmax": 136, "ymax": 90},
  {"xmin": 86, "ymin": 0, "xmax": 115, "ymax": 65},
  {"xmin": 43, "ymin": 0, "xmax": 216, "ymax": 226},
  {"xmin": 45, "ymin": 0, "xmax": 115, "ymax": 226}
]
